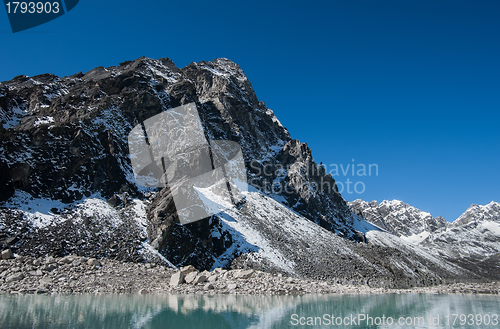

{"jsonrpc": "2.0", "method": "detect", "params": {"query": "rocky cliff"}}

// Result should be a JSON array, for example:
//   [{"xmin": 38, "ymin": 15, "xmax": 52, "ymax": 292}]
[{"xmin": 0, "ymin": 57, "xmax": 364, "ymax": 268}]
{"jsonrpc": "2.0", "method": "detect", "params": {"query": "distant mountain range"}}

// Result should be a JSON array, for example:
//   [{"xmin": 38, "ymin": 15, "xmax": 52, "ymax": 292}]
[
  {"xmin": 349, "ymin": 200, "xmax": 500, "ymax": 278},
  {"xmin": 0, "ymin": 57, "xmax": 498, "ymax": 288}
]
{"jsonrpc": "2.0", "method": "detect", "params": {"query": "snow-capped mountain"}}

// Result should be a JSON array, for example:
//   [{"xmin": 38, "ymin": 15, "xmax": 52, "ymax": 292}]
[
  {"xmin": 0, "ymin": 57, "xmax": 496, "ymax": 286},
  {"xmin": 0, "ymin": 57, "xmax": 366, "ymax": 269},
  {"xmin": 348, "ymin": 199, "xmax": 448, "ymax": 241},
  {"xmin": 420, "ymin": 202, "xmax": 500, "ymax": 278},
  {"xmin": 350, "ymin": 199, "xmax": 500, "ymax": 279},
  {"xmin": 453, "ymin": 202, "xmax": 500, "ymax": 227}
]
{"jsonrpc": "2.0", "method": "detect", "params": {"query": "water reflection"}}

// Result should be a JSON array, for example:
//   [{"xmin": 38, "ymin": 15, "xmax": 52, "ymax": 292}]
[{"xmin": 0, "ymin": 293, "xmax": 498, "ymax": 328}]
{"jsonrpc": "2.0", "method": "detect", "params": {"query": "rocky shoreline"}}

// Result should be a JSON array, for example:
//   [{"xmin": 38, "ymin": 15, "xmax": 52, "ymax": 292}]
[{"xmin": 1, "ymin": 254, "xmax": 498, "ymax": 296}]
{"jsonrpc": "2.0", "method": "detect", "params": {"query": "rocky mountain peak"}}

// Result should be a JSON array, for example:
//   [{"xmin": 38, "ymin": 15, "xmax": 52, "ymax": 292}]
[
  {"xmin": 0, "ymin": 56, "xmax": 367, "ymax": 272},
  {"xmin": 452, "ymin": 201, "xmax": 500, "ymax": 227},
  {"xmin": 348, "ymin": 199, "xmax": 448, "ymax": 237},
  {"xmin": 194, "ymin": 58, "xmax": 247, "ymax": 79}
]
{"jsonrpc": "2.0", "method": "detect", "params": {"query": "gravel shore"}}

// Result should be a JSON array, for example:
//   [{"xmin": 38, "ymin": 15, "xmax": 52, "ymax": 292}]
[{"xmin": 1, "ymin": 255, "xmax": 498, "ymax": 295}]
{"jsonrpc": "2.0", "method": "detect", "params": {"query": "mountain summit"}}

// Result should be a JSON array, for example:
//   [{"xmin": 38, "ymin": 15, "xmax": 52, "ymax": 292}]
[{"xmin": 0, "ymin": 57, "xmax": 497, "ymax": 287}]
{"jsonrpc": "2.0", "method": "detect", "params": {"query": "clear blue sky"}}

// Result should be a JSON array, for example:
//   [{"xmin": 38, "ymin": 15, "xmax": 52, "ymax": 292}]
[{"xmin": 1, "ymin": 0, "xmax": 499, "ymax": 221}]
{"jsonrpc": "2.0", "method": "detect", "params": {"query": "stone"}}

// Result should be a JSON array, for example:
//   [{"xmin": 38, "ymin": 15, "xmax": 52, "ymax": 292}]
[
  {"xmin": 236, "ymin": 269, "xmax": 254, "ymax": 279},
  {"xmin": 59, "ymin": 256, "xmax": 74, "ymax": 264},
  {"xmin": 32, "ymin": 259, "xmax": 42, "ymax": 266},
  {"xmin": 45, "ymin": 256, "xmax": 56, "ymax": 264},
  {"xmin": 0, "ymin": 236, "xmax": 17, "ymax": 246},
  {"xmin": 39, "ymin": 277, "xmax": 52, "ymax": 287},
  {"xmin": 41, "ymin": 264, "xmax": 57, "ymax": 272},
  {"xmin": 29, "ymin": 270, "xmax": 43, "ymax": 276},
  {"xmin": 138, "ymin": 288, "xmax": 149, "ymax": 294},
  {"xmin": 1, "ymin": 249, "xmax": 13, "ymax": 260},
  {"xmin": 208, "ymin": 275, "xmax": 218, "ymax": 283},
  {"xmin": 184, "ymin": 271, "xmax": 199, "ymax": 284},
  {"xmin": 203, "ymin": 283, "xmax": 214, "ymax": 290},
  {"xmin": 192, "ymin": 274, "xmax": 208, "ymax": 285},
  {"xmin": 107, "ymin": 194, "xmax": 122, "ymax": 207},
  {"xmin": 169, "ymin": 271, "xmax": 185, "ymax": 287},
  {"xmin": 87, "ymin": 258, "xmax": 101, "ymax": 266},
  {"xmin": 6, "ymin": 272, "xmax": 25, "ymax": 283},
  {"xmin": 227, "ymin": 283, "xmax": 238, "ymax": 290},
  {"xmin": 72, "ymin": 259, "xmax": 83, "ymax": 266},
  {"xmin": 180, "ymin": 265, "xmax": 197, "ymax": 276}
]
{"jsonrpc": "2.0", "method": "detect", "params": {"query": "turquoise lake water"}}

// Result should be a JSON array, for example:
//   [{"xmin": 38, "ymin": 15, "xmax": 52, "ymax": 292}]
[{"xmin": 0, "ymin": 293, "xmax": 499, "ymax": 328}]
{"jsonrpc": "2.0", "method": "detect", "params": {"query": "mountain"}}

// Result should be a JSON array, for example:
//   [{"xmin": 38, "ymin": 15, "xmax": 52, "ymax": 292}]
[
  {"xmin": 350, "ymin": 199, "xmax": 500, "ymax": 279},
  {"xmin": 421, "ymin": 202, "xmax": 500, "ymax": 278},
  {"xmin": 348, "ymin": 199, "xmax": 448, "ymax": 242},
  {"xmin": 453, "ymin": 202, "xmax": 500, "ymax": 227},
  {"xmin": 0, "ymin": 57, "xmax": 495, "ymax": 287}
]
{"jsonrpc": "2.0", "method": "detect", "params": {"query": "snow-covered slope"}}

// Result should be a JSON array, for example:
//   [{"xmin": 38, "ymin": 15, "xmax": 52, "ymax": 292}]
[{"xmin": 165, "ymin": 187, "xmax": 473, "ymax": 286}]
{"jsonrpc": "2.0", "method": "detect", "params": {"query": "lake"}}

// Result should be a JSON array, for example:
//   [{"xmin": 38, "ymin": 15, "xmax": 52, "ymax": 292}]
[{"xmin": 0, "ymin": 293, "xmax": 498, "ymax": 328}]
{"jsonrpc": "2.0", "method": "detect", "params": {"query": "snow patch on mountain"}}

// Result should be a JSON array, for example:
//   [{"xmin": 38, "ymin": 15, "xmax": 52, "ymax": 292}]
[
  {"xmin": 34, "ymin": 116, "xmax": 54, "ymax": 127},
  {"xmin": 482, "ymin": 221, "xmax": 500, "ymax": 235},
  {"xmin": 400, "ymin": 231, "xmax": 431, "ymax": 244},
  {"xmin": 2, "ymin": 190, "xmax": 70, "ymax": 229},
  {"xmin": 2, "ymin": 105, "xmax": 28, "ymax": 129}
]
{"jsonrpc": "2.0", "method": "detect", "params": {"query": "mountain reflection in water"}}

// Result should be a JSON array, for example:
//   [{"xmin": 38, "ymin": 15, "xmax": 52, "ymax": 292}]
[{"xmin": 0, "ymin": 293, "xmax": 499, "ymax": 328}]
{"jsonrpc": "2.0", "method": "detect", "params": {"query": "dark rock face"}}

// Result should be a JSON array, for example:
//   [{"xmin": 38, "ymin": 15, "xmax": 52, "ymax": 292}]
[{"xmin": 0, "ymin": 57, "xmax": 359, "ymax": 270}]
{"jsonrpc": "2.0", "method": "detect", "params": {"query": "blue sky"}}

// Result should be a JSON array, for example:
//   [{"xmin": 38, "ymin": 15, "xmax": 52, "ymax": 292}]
[{"xmin": 1, "ymin": 0, "xmax": 499, "ymax": 221}]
